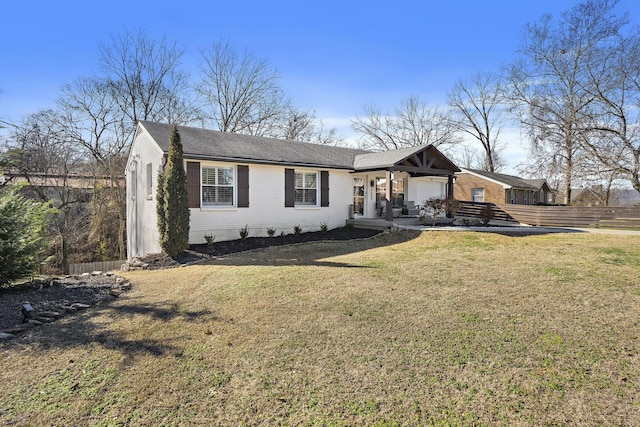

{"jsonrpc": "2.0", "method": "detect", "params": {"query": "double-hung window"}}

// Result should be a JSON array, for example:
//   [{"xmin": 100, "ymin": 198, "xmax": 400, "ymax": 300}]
[
  {"xmin": 202, "ymin": 165, "xmax": 234, "ymax": 207},
  {"xmin": 471, "ymin": 187, "xmax": 485, "ymax": 203},
  {"xmin": 294, "ymin": 171, "xmax": 317, "ymax": 206}
]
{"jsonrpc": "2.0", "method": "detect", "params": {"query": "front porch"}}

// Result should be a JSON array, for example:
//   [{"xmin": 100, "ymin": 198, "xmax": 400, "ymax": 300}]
[{"xmin": 352, "ymin": 144, "xmax": 461, "ymax": 222}]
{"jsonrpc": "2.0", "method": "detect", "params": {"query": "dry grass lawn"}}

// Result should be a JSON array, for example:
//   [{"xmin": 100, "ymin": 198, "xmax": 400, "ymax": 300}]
[{"xmin": 1, "ymin": 230, "xmax": 640, "ymax": 426}]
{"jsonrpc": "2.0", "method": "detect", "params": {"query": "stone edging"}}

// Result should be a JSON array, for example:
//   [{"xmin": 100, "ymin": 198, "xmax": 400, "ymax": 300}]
[{"xmin": 0, "ymin": 271, "xmax": 133, "ymax": 341}]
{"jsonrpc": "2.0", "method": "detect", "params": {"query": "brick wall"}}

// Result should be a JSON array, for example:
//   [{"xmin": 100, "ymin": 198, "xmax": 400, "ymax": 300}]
[{"xmin": 454, "ymin": 173, "xmax": 506, "ymax": 204}]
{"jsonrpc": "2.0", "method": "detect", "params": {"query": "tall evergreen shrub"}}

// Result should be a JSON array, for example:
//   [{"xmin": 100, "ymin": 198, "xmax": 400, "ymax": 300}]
[
  {"xmin": 158, "ymin": 125, "xmax": 190, "ymax": 256},
  {"xmin": 156, "ymin": 171, "xmax": 166, "ymax": 239},
  {"xmin": 0, "ymin": 186, "xmax": 56, "ymax": 285}
]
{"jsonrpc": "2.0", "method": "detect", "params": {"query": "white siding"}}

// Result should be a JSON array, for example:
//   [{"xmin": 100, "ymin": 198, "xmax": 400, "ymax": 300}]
[
  {"xmin": 126, "ymin": 127, "xmax": 164, "ymax": 259},
  {"xmin": 189, "ymin": 163, "xmax": 354, "ymax": 243}
]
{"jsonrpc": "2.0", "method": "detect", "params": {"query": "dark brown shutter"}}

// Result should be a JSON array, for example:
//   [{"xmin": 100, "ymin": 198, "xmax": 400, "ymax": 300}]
[
  {"xmin": 237, "ymin": 165, "xmax": 249, "ymax": 208},
  {"xmin": 284, "ymin": 168, "xmax": 295, "ymax": 207},
  {"xmin": 320, "ymin": 170, "xmax": 329, "ymax": 207},
  {"xmin": 186, "ymin": 161, "xmax": 200, "ymax": 208}
]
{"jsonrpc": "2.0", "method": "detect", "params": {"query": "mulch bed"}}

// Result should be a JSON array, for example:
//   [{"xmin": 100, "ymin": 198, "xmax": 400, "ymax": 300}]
[{"xmin": 141, "ymin": 227, "xmax": 382, "ymax": 269}]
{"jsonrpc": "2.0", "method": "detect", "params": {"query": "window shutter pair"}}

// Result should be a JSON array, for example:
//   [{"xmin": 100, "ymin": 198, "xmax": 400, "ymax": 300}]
[
  {"xmin": 186, "ymin": 162, "xmax": 249, "ymax": 208},
  {"xmin": 284, "ymin": 169, "xmax": 329, "ymax": 207}
]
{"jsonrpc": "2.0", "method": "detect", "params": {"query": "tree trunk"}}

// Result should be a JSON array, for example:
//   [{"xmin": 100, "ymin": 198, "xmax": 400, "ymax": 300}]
[{"xmin": 61, "ymin": 208, "xmax": 71, "ymax": 274}]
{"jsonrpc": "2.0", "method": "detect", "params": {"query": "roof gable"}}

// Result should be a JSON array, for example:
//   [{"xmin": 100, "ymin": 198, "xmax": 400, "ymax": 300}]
[{"xmin": 354, "ymin": 145, "xmax": 460, "ymax": 175}]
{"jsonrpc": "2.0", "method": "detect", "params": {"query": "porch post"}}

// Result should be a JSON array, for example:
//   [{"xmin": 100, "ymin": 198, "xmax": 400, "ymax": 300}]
[
  {"xmin": 446, "ymin": 174, "xmax": 455, "ymax": 218},
  {"xmin": 385, "ymin": 170, "xmax": 394, "ymax": 221}
]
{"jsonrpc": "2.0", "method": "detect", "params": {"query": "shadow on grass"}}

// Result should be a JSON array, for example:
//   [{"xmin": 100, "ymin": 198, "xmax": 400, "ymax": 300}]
[
  {"xmin": 6, "ymin": 298, "xmax": 217, "ymax": 360},
  {"xmin": 196, "ymin": 229, "xmax": 423, "ymax": 267}
]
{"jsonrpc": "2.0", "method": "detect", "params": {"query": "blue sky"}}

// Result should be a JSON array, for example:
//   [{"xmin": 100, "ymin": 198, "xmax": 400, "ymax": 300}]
[{"xmin": 2, "ymin": 0, "xmax": 640, "ymax": 171}]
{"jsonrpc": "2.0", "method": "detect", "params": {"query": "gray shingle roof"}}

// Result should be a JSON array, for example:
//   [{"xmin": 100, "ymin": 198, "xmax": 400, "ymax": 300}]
[
  {"xmin": 138, "ymin": 121, "xmax": 461, "ymax": 174},
  {"xmin": 462, "ymin": 168, "xmax": 548, "ymax": 190},
  {"xmin": 139, "ymin": 121, "xmax": 369, "ymax": 169}
]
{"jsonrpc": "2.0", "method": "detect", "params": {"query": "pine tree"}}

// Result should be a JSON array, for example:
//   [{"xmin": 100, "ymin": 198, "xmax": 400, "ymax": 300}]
[
  {"xmin": 0, "ymin": 186, "xmax": 56, "ymax": 285},
  {"xmin": 159, "ymin": 125, "xmax": 190, "ymax": 256}
]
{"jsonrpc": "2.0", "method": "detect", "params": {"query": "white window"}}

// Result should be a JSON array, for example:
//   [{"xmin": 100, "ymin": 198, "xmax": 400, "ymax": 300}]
[
  {"xmin": 295, "ymin": 171, "xmax": 317, "ymax": 206},
  {"xmin": 471, "ymin": 187, "xmax": 484, "ymax": 203},
  {"xmin": 202, "ymin": 165, "xmax": 234, "ymax": 206},
  {"xmin": 145, "ymin": 163, "xmax": 153, "ymax": 198}
]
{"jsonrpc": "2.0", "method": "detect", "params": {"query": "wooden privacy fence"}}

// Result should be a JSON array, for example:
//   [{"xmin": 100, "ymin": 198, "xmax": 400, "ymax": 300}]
[
  {"xmin": 497, "ymin": 204, "xmax": 640, "ymax": 229},
  {"xmin": 456, "ymin": 201, "xmax": 517, "ymax": 223},
  {"xmin": 69, "ymin": 260, "xmax": 126, "ymax": 275}
]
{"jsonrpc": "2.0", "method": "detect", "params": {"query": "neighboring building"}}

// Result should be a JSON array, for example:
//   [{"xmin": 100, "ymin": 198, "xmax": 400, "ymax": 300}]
[
  {"xmin": 455, "ymin": 168, "xmax": 555, "ymax": 205},
  {"xmin": 126, "ymin": 121, "xmax": 461, "ymax": 258},
  {"xmin": 571, "ymin": 186, "xmax": 640, "ymax": 207}
]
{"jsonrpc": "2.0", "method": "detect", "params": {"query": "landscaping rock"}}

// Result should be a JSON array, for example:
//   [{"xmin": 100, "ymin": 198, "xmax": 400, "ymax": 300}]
[
  {"xmin": 0, "ymin": 273, "xmax": 132, "ymax": 338},
  {"xmin": 119, "ymin": 282, "xmax": 132, "ymax": 291},
  {"xmin": 109, "ymin": 289, "xmax": 124, "ymax": 297},
  {"xmin": 38, "ymin": 311, "xmax": 61, "ymax": 318},
  {"xmin": 2, "ymin": 324, "xmax": 33, "ymax": 333},
  {"xmin": 71, "ymin": 303, "xmax": 91, "ymax": 310},
  {"xmin": 0, "ymin": 332, "xmax": 16, "ymax": 340}
]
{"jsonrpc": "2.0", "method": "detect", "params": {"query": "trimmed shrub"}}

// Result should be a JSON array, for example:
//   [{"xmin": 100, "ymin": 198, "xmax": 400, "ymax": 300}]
[{"xmin": 158, "ymin": 125, "xmax": 190, "ymax": 256}]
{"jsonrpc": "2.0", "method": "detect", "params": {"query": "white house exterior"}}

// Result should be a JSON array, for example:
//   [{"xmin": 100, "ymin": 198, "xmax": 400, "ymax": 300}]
[{"xmin": 126, "ymin": 121, "xmax": 460, "ymax": 259}]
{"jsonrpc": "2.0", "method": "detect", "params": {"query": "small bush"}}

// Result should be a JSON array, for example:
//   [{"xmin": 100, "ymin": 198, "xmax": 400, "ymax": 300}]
[
  {"xmin": 345, "ymin": 221, "xmax": 354, "ymax": 231},
  {"xmin": 421, "ymin": 197, "xmax": 460, "ymax": 225},
  {"xmin": 239, "ymin": 225, "xmax": 249, "ymax": 240},
  {"xmin": 293, "ymin": 225, "xmax": 302, "ymax": 236},
  {"xmin": 480, "ymin": 204, "xmax": 494, "ymax": 225},
  {"xmin": 267, "ymin": 227, "xmax": 276, "ymax": 237},
  {"xmin": 320, "ymin": 222, "xmax": 328, "ymax": 232},
  {"xmin": 204, "ymin": 234, "xmax": 215, "ymax": 245}
]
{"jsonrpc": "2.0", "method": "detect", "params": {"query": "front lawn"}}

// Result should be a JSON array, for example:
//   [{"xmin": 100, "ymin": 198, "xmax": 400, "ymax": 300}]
[{"xmin": 1, "ymin": 230, "xmax": 639, "ymax": 425}]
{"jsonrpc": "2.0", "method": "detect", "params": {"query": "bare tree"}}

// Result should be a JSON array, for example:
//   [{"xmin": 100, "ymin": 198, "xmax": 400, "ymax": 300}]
[
  {"xmin": 58, "ymin": 77, "xmax": 131, "ymax": 259},
  {"xmin": 276, "ymin": 108, "xmax": 345, "ymax": 146},
  {"xmin": 448, "ymin": 71, "xmax": 506, "ymax": 172},
  {"xmin": 507, "ymin": 0, "xmax": 626, "ymax": 204},
  {"xmin": 196, "ymin": 40, "xmax": 290, "ymax": 136},
  {"xmin": 352, "ymin": 95, "xmax": 460, "ymax": 151},
  {"xmin": 4, "ymin": 110, "xmax": 89, "ymax": 273},
  {"xmin": 579, "ymin": 27, "xmax": 640, "ymax": 193},
  {"xmin": 62, "ymin": 28, "xmax": 200, "ymax": 258},
  {"xmin": 99, "ymin": 29, "xmax": 199, "ymax": 129}
]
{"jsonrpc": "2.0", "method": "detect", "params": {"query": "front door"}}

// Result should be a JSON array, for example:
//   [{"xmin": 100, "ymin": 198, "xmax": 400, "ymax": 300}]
[{"xmin": 353, "ymin": 177, "xmax": 365, "ymax": 216}]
